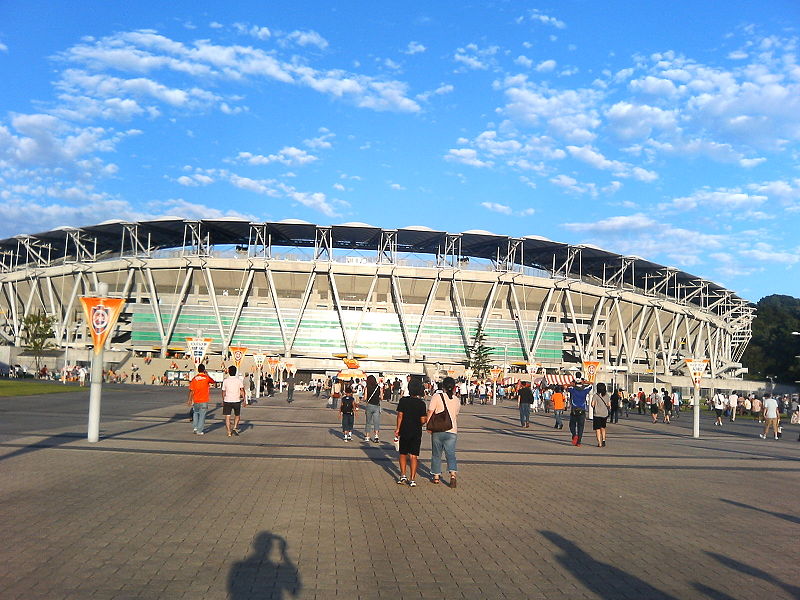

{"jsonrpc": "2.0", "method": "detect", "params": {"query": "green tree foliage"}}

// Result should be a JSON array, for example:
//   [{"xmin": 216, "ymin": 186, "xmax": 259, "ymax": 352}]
[
  {"xmin": 22, "ymin": 312, "xmax": 57, "ymax": 371},
  {"xmin": 741, "ymin": 295, "xmax": 800, "ymax": 384},
  {"xmin": 468, "ymin": 324, "xmax": 494, "ymax": 379}
]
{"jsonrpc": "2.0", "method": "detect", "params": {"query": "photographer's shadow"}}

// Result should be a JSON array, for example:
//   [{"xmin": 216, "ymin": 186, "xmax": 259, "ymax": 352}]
[{"xmin": 228, "ymin": 531, "xmax": 301, "ymax": 599}]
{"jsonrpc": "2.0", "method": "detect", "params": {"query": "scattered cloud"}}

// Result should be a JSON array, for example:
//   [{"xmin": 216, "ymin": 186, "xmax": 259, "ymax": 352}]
[
  {"xmin": 236, "ymin": 147, "xmax": 318, "ymax": 167},
  {"xmin": 404, "ymin": 41, "xmax": 426, "ymax": 55}
]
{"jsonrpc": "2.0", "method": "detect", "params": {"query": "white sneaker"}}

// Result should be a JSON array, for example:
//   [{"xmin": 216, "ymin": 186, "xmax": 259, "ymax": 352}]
[
  {"xmin": 196, "ymin": 431, "xmax": 204, "ymax": 435},
  {"xmin": 759, "ymin": 433, "xmax": 766, "ymax": 439},
  {"xmin": 193, "ymin": 429, "xmax": 197, "ymax": 433}
]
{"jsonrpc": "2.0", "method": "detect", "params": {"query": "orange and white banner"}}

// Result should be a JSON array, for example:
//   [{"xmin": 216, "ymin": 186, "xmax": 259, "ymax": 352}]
[
  {"xmin": 684, "ymin": 358, "xmax": 709, "ymax": 386},
  {"xmin": 229, "ymin": 346, "xmax": 248, "ymax": 369},
  {"xmin": 186, "ymin": 337, "xmax": 212, "ymax": 367},
  {"xmin": 79, "ymin": 297, "xmax": 125, "ymax": 355},
  {"xmin": 266, "ymin": 356, "xmax": 280, "ymax": 374},
  {"xmin": 252, "ymin": 352, "xmax": 266, "ymax": 368},
  {"xmin": 582, "ymin": 361, "xmax": 601, "ymax": 384},
  {"xmin": 343, "ymin": 357, "xmax": 360, "ymax": 369}
]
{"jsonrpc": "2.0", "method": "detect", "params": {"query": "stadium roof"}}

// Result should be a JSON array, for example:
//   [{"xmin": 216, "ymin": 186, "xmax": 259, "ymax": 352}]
[{"xmin": 0, "ymin": 218, "xmax": 742, "ymax": 304}]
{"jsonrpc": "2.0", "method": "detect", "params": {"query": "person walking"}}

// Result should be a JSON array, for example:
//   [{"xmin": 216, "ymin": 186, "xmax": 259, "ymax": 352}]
[
  {"xmin": 591, "ymin": 382, "xmax": 611, "ymax": 447},
  {"xmin": 221, "ymin": 365, "xmax": 245, "ymax": 437},
  {"xmin": 712, "ymin": 390, "xmax": 726, "ymax": 426},
  {"xmin": 187, "ymin": 364, "xmax": 214, "ymax": 435},
  {"xmin": 394, "ymin": 377, "xmax": 428, "ymax": 486},
  {"xmin": 568, "ymin": 375, "xmax": 592, "ymax": 446},
  {"xmin": 649, "ymin": 388, "xmax": 661, "ymax": 424},
  {"xmin": 339, "ymin": 385, "xmax": 357, "ymax": 441},
  {"xmin": 662, "ymin": 389, "xmax": 672, "ymax": 424},
  {"xmin": 286, "ymin": 373, "xmax": 296, "ymax": 403},
  {"xmin": 551, "ymin": 386, "xmax": 566, "ymax": 429},
  {"xmin": 427, "ymin": 377, "xmax": 460, "ymax": 487},
  {"xmin": 610, "ymin": 386, "xmax": 621, "ymax": 424},
  {"xmin": 759, "ymin": 393, "xmax": 780, "ymax": 440},
  {"xmin": 728, "ymin": 391, "xmax": 739, "ymax": 422},
  {"xmin": 518, "ymin": 381, "xmax": 534, "ymax": 428},
  {"xmin": 363, "ymin": 374, "xmax": 383, "ymax": 443}
]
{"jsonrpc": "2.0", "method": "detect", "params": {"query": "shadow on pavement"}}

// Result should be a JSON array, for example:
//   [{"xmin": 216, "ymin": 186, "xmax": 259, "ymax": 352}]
[
  {"xmin": 720, "ymin": 498, "xmax": 800, "ymax": 525},
  {"xmin": 228, "ymin": 531, "xmax": 301, "ymax": 599},
  {"xmin": 691, "ymin": 582, "xmax": 739, "ymax": 600},
  {"xmin": 706, "ymin": 550, "xmax": 800, "ymax": 598},
  {"xmin": 0, "ymin": 411, "xmax": 189, "ymax": 462},
  {"xmin": 539, "ymin": 530, "xmax": 679, "ymax": 600}
]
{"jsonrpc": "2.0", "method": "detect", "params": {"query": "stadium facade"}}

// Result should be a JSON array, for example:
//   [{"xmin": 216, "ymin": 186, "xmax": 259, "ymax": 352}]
[{"xmin": 0, "ymin": 218, "xmax": 754, "ymax": 386}]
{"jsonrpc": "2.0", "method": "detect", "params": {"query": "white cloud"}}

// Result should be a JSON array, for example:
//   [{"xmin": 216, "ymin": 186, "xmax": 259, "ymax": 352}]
[
  {"xmin": 480, "ymin": 201, "xmax": 512, "ymax": 215},
  {"xmin": 237, "ymin": 147, "xmax": 318, "ymax": 167},
  {"xmin": 550, "ymin": 174, "xmax": 598, "ymax": 197},
  {"xmin": 404, "ymin": 41, "xmax": 426, "ymax": 55},
  {"xmin": 304, "ymin": 129, "xmax": 335, "ymax": 150},
  {"xmin": 416, "ymin": 83, "xmax": 454, "ymax": 102},
  {"xmin": 661, "ymin": 187, "xmax": 767, "ymax": 211},
  {"xmin": 284, "ymin": 30, "xmax": 329, "ymax": 50},
  {"xmin": 389, "ymin": 182, "xmax": 405, "ymax": 190},
  {"xmin": 453, "ymin": 44, "xmax": 498, "ymax": 71},
  {"xmin": 515, "ymin": 55, "xmax": 533, "ymax": 69},
  {"xmin": 536, "ymin": 60, "xmax": 557, "ymax": 73},
  {"xmin": 566, "ymin": 145, "xmax": 658, "ymax": 182},
  {"xmin": 563, "ymin": 213, "xmax": 656, "ymax": 233},
  {"xmin": 528, "ymin": 10, "xmax": 566, "ymax": 29},
  {"xmin": 444, "ymin": 148, "xmax": 493, "ymax": 168},
  {"xmin": 333, "ymin": 183, "xmax": 345, "ymax": 191},
  {"xmin": 0, "ymin": 42, "xmax": 8, "ymax": 53}
]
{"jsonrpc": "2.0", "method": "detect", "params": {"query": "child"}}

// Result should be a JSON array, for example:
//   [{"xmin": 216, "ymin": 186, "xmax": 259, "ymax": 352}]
[{"xmin": 339, "ymin": 384, "xmax": 357, "ymax": 441}]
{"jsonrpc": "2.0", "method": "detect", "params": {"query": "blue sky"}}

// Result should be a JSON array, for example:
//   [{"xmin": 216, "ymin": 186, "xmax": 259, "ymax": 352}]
[{"xmin": 1, "ymin": 1, "xmax": 799, "ymax": 302}]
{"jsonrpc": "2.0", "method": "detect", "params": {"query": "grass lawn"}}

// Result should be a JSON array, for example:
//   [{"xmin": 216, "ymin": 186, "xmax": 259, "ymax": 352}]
[{"xmin": 0, "ymin": 380, "xmax": 80, "ymax": 397}]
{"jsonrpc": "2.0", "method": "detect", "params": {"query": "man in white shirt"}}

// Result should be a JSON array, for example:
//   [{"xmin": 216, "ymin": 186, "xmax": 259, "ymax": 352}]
[
  {"xmin": 221, "ymin": 365, "xmax": 245, "ymax": 437},
  {"xmin": 728, "ymin": 392, "xmax": 739, "ymax": 422},
  {"xmin": 759, "ymin": 393, "xmax": 780, "ymax": 440},
  {"xmin": 712, "ymin": 391, "xmax": 726, "ymax": 426}
]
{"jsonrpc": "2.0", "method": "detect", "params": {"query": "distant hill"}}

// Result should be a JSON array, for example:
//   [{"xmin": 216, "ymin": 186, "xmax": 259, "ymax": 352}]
[{"xmin": 741, "ymin": 295, "xmax": 800, "ymax": 384}]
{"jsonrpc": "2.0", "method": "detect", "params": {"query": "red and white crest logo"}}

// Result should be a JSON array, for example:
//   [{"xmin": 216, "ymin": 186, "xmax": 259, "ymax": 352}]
[{"xmin": 91, "ymin": 304, "xmax": 111, "ymax": 336}]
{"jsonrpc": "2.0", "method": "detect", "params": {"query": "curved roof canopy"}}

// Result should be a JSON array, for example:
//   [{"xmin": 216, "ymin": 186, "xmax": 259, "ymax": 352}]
[{"xmin": 0, "ymin": 218, "xmax": 743, "ymax": 306}]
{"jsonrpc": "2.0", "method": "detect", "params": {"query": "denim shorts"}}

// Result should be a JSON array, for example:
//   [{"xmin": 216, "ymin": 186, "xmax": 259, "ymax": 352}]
[{"xmin": 341, "ymin": 413, "xmax": 354, "ymax": 431}]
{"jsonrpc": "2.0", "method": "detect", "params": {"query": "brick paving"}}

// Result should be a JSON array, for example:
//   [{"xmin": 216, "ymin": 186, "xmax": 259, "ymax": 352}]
[{"xmin": 0, "ymin": 384, "xmax": 798, "ymax": 599}]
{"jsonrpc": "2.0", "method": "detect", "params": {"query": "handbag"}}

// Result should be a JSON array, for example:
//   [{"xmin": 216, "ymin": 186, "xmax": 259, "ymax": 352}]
[{"xmin": 426, "ymin": 391, "xmax": 453, "ymax": 432}]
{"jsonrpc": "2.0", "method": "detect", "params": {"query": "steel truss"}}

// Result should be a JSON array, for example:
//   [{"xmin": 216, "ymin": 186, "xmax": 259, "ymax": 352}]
[{"xmin": 0, "ymin": 223, "xmax": 753, "ymax": 384}]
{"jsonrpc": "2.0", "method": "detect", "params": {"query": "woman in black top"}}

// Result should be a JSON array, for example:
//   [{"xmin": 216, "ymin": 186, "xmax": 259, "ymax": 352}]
[
  {"xmin": 394, "ymin": 377, "xmax": 428, "ymax": 486},
  {"xmin": 363, "ymin": 374, "xmax": 383, "ymax": 443}
]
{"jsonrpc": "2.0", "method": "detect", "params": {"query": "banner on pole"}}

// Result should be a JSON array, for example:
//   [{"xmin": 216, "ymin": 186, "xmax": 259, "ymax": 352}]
[
  {"xmin": 252, "ymin": 351, "xmax": 266, "ymax": 368},
  {"xmin": 79, "ymin": 297, "xmax": 126, "ymax": 355},
  {"xmin": 186, "ymin": 337, "xmax": 212, "ymax": 367},
  {"xmin": 229, "ymin": 346, "xmax": 248, "ymax": 369},
  {"xmin": 582, "ymin": 361, "xmax": 601, "ymax": 383},
  {"xmin": 684, "ymin": 358, "xmax": 709, "ymax": 387},
  {"xmin": 266, "ymin": 356, "xmax": 280, "ymax": 374}
]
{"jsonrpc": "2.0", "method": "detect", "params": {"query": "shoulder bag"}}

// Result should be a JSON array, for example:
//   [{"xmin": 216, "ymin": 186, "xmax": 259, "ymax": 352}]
[{"xmin": 426, "ymin": 391, "xmax": 453, "ymax": 433}]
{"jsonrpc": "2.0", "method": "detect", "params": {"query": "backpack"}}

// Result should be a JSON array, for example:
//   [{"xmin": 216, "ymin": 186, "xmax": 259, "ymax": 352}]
[{"xmin": 341, "ymin": 396, "xmax": 354, "ymax": 414}]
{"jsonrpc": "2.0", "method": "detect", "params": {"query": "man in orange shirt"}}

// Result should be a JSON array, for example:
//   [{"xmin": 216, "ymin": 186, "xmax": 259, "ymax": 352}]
[
  {"xmin": 188, "ymin": 364, "xmax": 215, "ymax": 435},
  {"xmin": 551, "ymin": 386, "xmax": 566, "ymax": 430}
]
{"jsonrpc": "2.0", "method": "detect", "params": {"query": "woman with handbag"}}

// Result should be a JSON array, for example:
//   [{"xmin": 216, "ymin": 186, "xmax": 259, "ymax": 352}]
[
  {"xmin": 427, "ymin": 376, "xmax": 460, "ymax": 487},
  {"xmin": 363, "ymin": 374, "xmax": 383, "ymax": 443}
]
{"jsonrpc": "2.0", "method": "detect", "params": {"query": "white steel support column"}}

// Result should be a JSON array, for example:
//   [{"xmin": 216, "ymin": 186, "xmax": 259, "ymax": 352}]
[
  {"xmin": 328, "ymin": 270, "xmax": 351, "ymax": 357},
  {"xmin": 390, "ymin": 273, "xmax": 413, "ymax": 360},
  {"xmin": 509, "ymin": 282, "xmax": 530, "ymax": 362},
  {"xmin": 265, "ymin": 266, "xmax": 289, "ymax": 354},
  {"xmin": 529, "ymin": 287, "xmax": 556, "ymax": 361},
  {"xmin": 201, "ymin": 265, "xmax": 227, "ymax": 354},
  {"xmin": 411, "ymin": 274, "xmax": 440, "ymax": 354},
  {"xmin": 225, "ymin": 268, "xmax": 255, "ymax": 348},
  {"xmin": 285, "ymin": 270, "xmax": 316, "ymax": 355},
  {"xmin": 163, "ymin": 267, "xmax": 194, "ymax": 351}
]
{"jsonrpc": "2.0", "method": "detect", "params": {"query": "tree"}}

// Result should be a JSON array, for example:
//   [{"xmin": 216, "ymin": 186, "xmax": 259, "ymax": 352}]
[
  {"xmin": 741, "ymin": 295, "xmax": 800, "ymax": 384},
  {"xmin": 22, "ymin": 312, "xmax": 57, "ymax": 373},
  {"xmin": 468, "ymin": 324, "xmax": 494, "ymax": 379}
]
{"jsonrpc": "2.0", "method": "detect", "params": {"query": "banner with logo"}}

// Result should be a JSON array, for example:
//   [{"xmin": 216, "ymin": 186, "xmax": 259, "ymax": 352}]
[
  {"xmin": 582, "ymin": 361, "xmax": 601, "ymax": 384},
  {"xmin": 266, "ymin": 356, "xmax": 280, "ymax": 374},
  {"xmin": 342, "ymin": 357, "xmax": 360, "ymax": 369},
  {"xmin": 229, "ymin": 346, "xmax": 248, "ymax": 369},
  {"xmin": 79, "ymin": 297, "xmax": 126, "ymax": 355},
  {"xmin": 684, "ymin": 358, "xmax": 709, "ymax": 387},
  {"xmin": 186, "ymin": 337, "xmax": 212, "ymax": 367},
  {"xmin": 252, "ymin": 351, "xmax": 266, "ymax": 369},
  {"xmin": 284, "ymin": 361, "xmax": 297, "ymax": 375}
]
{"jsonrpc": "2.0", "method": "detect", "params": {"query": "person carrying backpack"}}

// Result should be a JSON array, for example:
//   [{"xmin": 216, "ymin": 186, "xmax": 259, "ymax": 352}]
[{"xmin": 339, "ymin": 385, "xmax": 358, "ymax": 441}]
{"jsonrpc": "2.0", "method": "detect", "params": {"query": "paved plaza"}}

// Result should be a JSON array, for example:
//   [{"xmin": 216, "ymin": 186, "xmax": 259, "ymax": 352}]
[{"xmin": 0, "ymin": 383, "xmax": 797, "ymax": 599}]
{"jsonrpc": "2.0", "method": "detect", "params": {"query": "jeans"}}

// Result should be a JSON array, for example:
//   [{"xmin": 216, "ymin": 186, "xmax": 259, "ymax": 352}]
[
  {"xmin": 610, "ymin": 407, "xmax": 619, "ymax": 423},
  {"xmin": 431, "ymin": 432, "xmax": 457, "ymax": 475},
  {"xmin": 192, "ymin": 403, "xmax": 208, "ymax": 432},
  {"xmin": 364, "ymin": 403, "xmax": 381, "ymax": 434},
  {"xmin": 569, "ymin": 410, "xmax": 586, "ymax": 442},
  {"xmin": 341, "ymin": 413, "xmax": 354, "ymax": 432},
  {"xmin": 519, "ymin": 402, "xmax": 531, "ymax": 425},
  {"xmin": 554, "ymin": 409, "xmax": 564, "ymax": 428},
  {"xmin": 287, "ymin": 387, "xmax": 294, "ymax": 403}
]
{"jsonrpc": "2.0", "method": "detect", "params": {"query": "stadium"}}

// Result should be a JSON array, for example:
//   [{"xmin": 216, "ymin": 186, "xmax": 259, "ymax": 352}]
[{"xmin": 0, "ymin": 218, "xmax": 755, "ymax": 390}]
